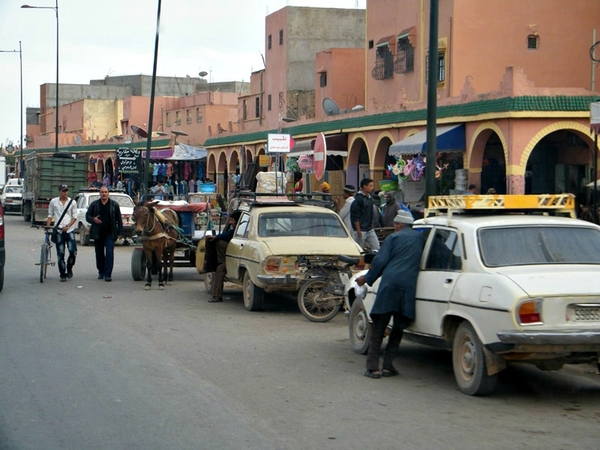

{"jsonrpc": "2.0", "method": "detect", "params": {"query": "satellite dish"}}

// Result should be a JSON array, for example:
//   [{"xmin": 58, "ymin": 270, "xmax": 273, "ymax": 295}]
[
  {"xmin": 322, "ymin": 98, "xmax": 341, "ymax": 116},
  {"xmin": 131, "ymin": 125, "xmax": 148, "ymax": 138},
  {"xmin": 171, "ymin": 130, "xmax": 189, "ymax": 137},
  {"xmin": 199, "ymin": 71, "xmax": 208, "ymax": 77}
]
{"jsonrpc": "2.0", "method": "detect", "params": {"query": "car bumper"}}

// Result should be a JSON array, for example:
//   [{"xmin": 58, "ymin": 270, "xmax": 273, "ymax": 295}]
[
  {"xmin": 497, "ymin": 330, "xmax": 600, "ymax": 345},
  {"xmin": 256, "ymin": 274, "xmax": 300, "ymax": 285}
]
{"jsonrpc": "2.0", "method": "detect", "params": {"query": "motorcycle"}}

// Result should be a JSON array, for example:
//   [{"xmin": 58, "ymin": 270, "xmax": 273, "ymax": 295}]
[{"xmin": 296, "ymin": 254, "xmax": 361, "ymax": 323}]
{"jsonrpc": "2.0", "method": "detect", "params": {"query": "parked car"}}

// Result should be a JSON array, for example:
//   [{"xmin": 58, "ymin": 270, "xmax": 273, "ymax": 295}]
[
  {"xmin": 75, "ymin": 189, "xmax": 135, "ymax": 245},
  {"xmin": 345, "ymin": 194, "xmax": 600, "ymax": 396},
  {"xmin": 199, "ymin": 193, "xmax": 363, "ymax": 311},
  {"xmin": 0, "ymin": 184, "xmax": 23, "ymax": 212}
]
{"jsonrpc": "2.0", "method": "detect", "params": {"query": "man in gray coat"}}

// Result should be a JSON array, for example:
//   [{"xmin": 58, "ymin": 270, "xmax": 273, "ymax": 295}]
[{"xmin": 356, "ymin": 210, "xmax": 425, "ymax": 378}]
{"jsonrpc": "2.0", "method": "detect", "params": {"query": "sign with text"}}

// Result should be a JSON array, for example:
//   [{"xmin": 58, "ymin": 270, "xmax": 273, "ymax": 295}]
[
  {"xmin": 267, "ymin": 133, "xmax": 293, "ymax": 153},
  {"xmin": 116, "ymin": 147, "xmax": 141, "ymax": 174}
]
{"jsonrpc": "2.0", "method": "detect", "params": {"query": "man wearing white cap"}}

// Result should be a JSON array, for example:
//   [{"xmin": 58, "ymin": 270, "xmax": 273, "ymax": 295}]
[
  {"xmin": 356, "ymin": 209, "xmax": 425, "ymax": 379},
  {"xmin": 47, "ymin": 184, "xmax": 78, "ymax": 282}
]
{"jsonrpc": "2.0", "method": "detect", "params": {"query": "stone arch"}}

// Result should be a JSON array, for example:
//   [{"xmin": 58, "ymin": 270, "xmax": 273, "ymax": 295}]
[
  {"xmin": 467, "ymin": 122, "xmax": 508, "ymax": 170},
  {"xmin": 347, "ymin": 134, "xmax": 369, "ymax": 187},
  {"xmin": 373, "ymin": 132, "xmax": 394, "ymax": 185},
  {"xmin": 518, "ymin": 121, "xmax": 595, "ymax": 175}
]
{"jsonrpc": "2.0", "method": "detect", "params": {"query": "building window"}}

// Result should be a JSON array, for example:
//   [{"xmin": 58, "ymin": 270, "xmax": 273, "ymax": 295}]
[
  {"xmin": 372, "ymin": 43, "xmax": 394, "ymax": 80},
  {"xmin": 175, "ymin": 111, "xmax": 181, "ymax": 125},
  {"xmin": 425, "ymin": 51, "xmax": 446, "ymax": 84},
  {"xmin": 320, "ymin": 72, "xmax": 327, "ymax": 87},
  {"xmin": 267, "ymin": 94, "xmax": 272, "ymax": 111},
  {"xmin": 268, "ymin": 34, "xmax": 272, "ymax": 50},
  {"xmin": 368, "ymin": 40, "xmax": 374, "ymax": 49},
  {"xmin": 186, "ymin": 109, "xmax": 192, "ymax": 124},
  {"xmin": 255, "ymin": 97, "xmax": 260, "ymax": 118},
  {"xmin": 394, "ymin": 36, "xmax": 414, "ymax": 74},
  {"xmin": 242, "ymin": 100, "xmax": 247, "ymax": 120},
  {"xmin": 196, "ymin": 108, "xmax": 202, "ymax": 123},
  {"xmin": 527, "ymin": 34, "xmax": 539, "ymax": 49},
  {"xmin": 279, "ymin": 29, "xmax": 283, "ymax": 45},
  {"xmin": 166, "ymin": 112, "xmax": 171, "ymax": 127}
]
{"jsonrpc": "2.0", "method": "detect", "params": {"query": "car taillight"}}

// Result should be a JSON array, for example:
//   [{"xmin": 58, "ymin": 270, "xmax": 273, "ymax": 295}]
[
  {"xmin": 517, "ymin": 299, "xmax": 542, "ymax": 325},
  {"xmin": 264, "ymin": 257, "xmax": 281, "ymax": 272}
]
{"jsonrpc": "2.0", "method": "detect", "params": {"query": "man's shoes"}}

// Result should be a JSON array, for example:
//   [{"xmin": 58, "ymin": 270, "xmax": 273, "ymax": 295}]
[
  {"xmin": 67, "ymin": 266, "xmax": 73, "ymax": 279},
  {"xmin": 105, "ymin": 276, "xmax": 112, "ymax": 282},
  {"xmin": 382, "ymin": 368, "xmax": 399, "ymax": 378},
  {"xmin": 60, "ymin": 275, "xmax": 67, "ymax": 282},
  {"xmin": 363, "ymin": 370, "xmax": 381, "ymax": 379},
  {"xmin": 208, "ymin": 296, "xmax": 223, "ymax": 303},
  {"xmin": 98, "ymin": 274, "xmax": 104, "ymax": 280}
]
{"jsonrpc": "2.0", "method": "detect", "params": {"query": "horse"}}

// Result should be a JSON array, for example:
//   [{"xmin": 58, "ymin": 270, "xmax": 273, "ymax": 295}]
[{"xmin": 133, "ymin": 201, "xmax": 180, "ymax": 290}]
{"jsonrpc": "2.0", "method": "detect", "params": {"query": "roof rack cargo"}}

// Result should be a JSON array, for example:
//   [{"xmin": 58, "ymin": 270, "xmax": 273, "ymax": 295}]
[{"xmin": 425, "ymin": 194, "xmax": 576, "ymax": 219}]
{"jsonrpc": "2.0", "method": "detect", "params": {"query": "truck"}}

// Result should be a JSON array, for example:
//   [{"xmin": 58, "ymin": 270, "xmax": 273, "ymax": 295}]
[{"xmin": 22, "ymin": 153, "xmax": 88, "ymax": 223}]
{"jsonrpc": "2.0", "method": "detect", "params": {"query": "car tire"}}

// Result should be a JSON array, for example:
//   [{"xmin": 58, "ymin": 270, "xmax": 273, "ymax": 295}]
[
  {"xmin": 243, "ymin": 271, "xmax": 264, "ymax": 311},
  {"xmin": 349, "ymin": 298, "xmax": 371, "ymax": 355},
  {"xmin": 23, "ymin": 202, "xmax": 31, "ymax": 222},
  {"xmin": 452, "ymin": 321, "xmax": 498, "ymax": 396},
  {"xmin": 78, "ymin": 224, "xmax": 90, "ymax": 246},
  {"xmin": 131, "ymin": 248, "xmax": 146, "ymax": 281},
  {"xmin": 204, "ymin": 272, "xmax": 215, "ymax": 293}
]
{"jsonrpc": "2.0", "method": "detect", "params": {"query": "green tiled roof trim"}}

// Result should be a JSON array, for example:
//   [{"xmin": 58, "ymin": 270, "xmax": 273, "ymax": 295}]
[
  {"xmin": 205, "ymin": 95, "xmax": 600, "ymax": 147},
  {"xmin": 22, "ymin": 138, "xmax": 172, "ymax": 156}
]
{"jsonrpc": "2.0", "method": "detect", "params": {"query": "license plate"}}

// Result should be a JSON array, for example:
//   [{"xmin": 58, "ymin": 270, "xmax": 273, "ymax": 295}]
[{"xmin": 572, "ymin": 307, "xmax": 600, "ymax": 322}]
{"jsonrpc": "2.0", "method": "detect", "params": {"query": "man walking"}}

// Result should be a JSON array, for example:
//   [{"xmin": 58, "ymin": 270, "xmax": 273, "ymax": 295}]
[
  {"xmin": 350, "ymin": 178, "xmax": 380, "ymax": 251},
  {"xmin": 338, "ymin": 184, "xmax": 356, "ymax": 234},
  {"xmin": 356, "ymin": 210, "xmax": 425, "ymax": 378},
  {"xmin": 47, "ymin": 184, "xmax": 78, "ymax": 282},
  {"xmin": 381, "ymin": 192, "xmax": 400, "ymax": 227},
  {"xmin": 86, "ymin": 186, "xmax": 123, "ymax": 281}
]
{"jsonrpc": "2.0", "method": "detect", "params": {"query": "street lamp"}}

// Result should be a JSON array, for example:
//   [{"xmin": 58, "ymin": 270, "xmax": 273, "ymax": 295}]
[
  {"xmin": 21, "ymin": 1, "xmax": 59, "ymax": 154},
  {"xmin": 0, "ymin": 41, "xmax": 24, "ymax": 175}
]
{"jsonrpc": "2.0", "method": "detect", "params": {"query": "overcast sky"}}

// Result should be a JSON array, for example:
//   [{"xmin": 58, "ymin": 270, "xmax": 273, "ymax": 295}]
[{"xmin": 0, "ymin": 0, "xmax": 366, "ymax": 147}]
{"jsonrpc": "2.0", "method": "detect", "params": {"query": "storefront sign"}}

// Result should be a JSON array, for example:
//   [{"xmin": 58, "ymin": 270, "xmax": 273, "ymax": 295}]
[
  {"xmin": 116, "ymin": 147, "xmax": 141, "ymax": 174},
  {"xmin": 267, "ymin": 134, "xmax": 293, "ymax": 153}
]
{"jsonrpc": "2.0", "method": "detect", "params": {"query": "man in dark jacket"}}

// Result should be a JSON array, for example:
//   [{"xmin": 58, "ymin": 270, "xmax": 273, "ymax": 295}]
[
  {"xmin": 356, "ymin": 210, "xmax": 425, "ymax": 378},
  {"xmin": 86, "ymin": 186, "xmax": 123, "ymax": 281},
  {"xmin": 350, "ymin": 178, "xmax": 380, "ymax": 251},
  {"xmin": 206, "ymin": 210, "xmax": 241, "ymax": 302}
]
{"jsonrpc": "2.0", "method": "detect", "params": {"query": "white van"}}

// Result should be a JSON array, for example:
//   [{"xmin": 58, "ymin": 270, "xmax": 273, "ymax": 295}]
[{"xmin": 5, "ymin": 178, "xmax": 23, "ymax": 187}]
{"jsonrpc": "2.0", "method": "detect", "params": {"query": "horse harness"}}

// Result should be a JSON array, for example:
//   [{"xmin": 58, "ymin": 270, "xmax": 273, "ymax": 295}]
[{"xmin": 135, "ymin": 206, "xmax": 176, "ymax": 242}]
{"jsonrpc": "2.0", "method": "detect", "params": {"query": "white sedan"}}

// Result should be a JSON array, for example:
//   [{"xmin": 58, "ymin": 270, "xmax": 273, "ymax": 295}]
[{"xmin": 345, "ymin": 194, "xmax": 600, "ymax": 395}]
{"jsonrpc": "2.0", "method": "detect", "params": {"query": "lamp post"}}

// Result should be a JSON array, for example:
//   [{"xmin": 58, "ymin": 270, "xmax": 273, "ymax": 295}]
[
  {"xmin": 0, "ymin": 41, "xmax": 24, "ymax": 175},
  {"xmin": 21, "ymin": 1, "xmax": 59, "ymax": 154}
]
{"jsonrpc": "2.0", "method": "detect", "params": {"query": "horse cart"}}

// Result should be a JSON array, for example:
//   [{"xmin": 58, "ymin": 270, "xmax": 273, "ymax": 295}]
[{"xmin": 130, "ymin": 201, "xmax": 219, "ymax": 284}]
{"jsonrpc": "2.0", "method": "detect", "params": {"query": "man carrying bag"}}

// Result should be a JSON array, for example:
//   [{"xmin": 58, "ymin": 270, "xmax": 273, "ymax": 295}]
[{"xmin": 47, "ymin": 184, "xmax": 77, "ymax": 282}]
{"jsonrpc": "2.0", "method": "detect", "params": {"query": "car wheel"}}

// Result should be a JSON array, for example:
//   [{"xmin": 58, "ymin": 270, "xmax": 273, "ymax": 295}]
[
  {"xmin": 78, "ymin": 224, "xmax": 90, "ymax": 246},
  {"xmin": 243, "ymin": 271, "xmax": 264, "ymax": 311},
  {"xmin": 23, "ymin": 202, "xmax": 31, "ymax": 222},
  {"xmin": 297, "ymin": 279, "xmax": 342, "ymax": 322},
  {"xmin": 131, "ymin": 248, "xmax": 146, "ymax": 281},
  {"xmin": 349, "ymin": 298, "xmax": 371, "ymax": 355},
  {"xmin": 204, "ymin": 272, "xmax": 215, "ymax": 293},
  {"xmin": 452, "ymin": 321, "xmax": 498, "ymax": 396}
]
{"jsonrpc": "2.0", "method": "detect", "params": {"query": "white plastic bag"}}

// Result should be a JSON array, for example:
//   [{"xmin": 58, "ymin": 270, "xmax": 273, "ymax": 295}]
[{"xmin": 354, "ymin": 282, "xmax": 367, "ymax": 300}]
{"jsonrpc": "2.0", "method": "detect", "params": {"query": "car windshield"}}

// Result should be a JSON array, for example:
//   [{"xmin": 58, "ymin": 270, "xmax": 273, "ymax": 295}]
[
  {"xmin": 258, "ymin": 212, "xmax": 349, "ymax": 238},
  {"xmin": 112, "ymin": 195, "xmax": 135, "ymax": 208},
  {"xmin": 5, "ymin": 186, "xmax": 22, "ymax": 194},
  {"xmin": 479, "ymin": 225, "xmax": 600, "ymax": 267}
]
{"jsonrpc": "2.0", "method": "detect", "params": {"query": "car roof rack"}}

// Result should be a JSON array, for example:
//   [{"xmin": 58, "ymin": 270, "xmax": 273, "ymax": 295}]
[
  {"xmin": 230, "ymin": 190, "xmax": 335, "ymax": 209},
  {"xmin": 425, "ymin": 194, "xmax": 576, "ymax": 219}
]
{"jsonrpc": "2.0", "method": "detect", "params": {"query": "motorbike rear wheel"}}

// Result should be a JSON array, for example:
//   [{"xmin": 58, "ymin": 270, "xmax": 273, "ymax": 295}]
[{"xmin": 297, "ymin": 279, "xmax": 342, "ymax": 323}]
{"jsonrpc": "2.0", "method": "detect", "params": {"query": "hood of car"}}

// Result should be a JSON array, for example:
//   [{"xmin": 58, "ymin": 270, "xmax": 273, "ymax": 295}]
[
  {"xmin": 263, "ymin": 236, "xmax": 362, "ymax": 256},
  {"xmin": 500, "ymin": 267, "xmax": 600, "ymax": 297}
]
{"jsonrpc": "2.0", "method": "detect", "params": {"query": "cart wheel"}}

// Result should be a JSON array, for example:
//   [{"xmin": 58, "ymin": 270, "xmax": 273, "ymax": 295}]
[{"xmin": 131, "ymin": 248, "xmax": 146, "ymax": 281}]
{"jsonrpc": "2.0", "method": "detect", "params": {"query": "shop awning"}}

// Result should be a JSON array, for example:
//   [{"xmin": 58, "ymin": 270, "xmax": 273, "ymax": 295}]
[
  {"xmin": 165, "ymin": 143, "xmax": 207, "ymax": 161},
  {"xmin": 141, "ymin": 148, "xmax": 174, "ymax": 159},
  {"xmin": 389, "ymin": 124, "xmax": 465, "ymax": 155},
  {"xmin": 288, "ymin": 134, "xmax": 348, "ymax": 157}
]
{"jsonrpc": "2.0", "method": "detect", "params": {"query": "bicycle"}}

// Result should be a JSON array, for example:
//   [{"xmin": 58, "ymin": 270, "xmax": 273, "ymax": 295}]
[{"xmin": 34, "ymin": 226, "xmax": 55, "ymax": 283}]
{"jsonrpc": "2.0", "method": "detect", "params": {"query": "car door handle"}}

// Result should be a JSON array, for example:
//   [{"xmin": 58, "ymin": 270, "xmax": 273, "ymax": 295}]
[{"xmin": 444, "ymin": 278, "xmax": 453, "ymax": 284}]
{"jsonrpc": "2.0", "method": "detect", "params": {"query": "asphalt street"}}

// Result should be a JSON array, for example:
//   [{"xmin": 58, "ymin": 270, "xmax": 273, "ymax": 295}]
[{"xmin": 0, "ymin": 212, "xmax": 599, "ymax": 450}]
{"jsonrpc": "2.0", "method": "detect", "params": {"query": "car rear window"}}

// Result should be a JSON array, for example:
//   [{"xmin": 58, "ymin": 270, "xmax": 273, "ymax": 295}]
[
  {"xmin": 258, "ymin": 212, "xmax": 348, "ymax": 238},
  {"xmin": 479, "ymin": 226, "xmax": 600, "ymax": 266}
]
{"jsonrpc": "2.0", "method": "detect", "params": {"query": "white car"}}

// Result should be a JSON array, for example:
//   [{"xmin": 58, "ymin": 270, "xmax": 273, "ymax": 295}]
[
  {"xmin": 75, "ymin": 190, "xmax": 136, "ymax": 246},
  {"xmin": 0, "ymin": 184, "xmax": 23, "ymax": 212},
  {"xmin": 345, "ymin": 194, "xmax": 600, "ymax": 395}
]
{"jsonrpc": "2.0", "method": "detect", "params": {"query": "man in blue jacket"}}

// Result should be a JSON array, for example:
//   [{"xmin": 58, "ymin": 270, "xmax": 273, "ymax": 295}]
[
  {"xmin": 356, "ymin": 210, "xmax": 425, "ymax": 378},
  {"xmin": 206, "ymin": 210, "xmax": 241, "ymax": 302}
]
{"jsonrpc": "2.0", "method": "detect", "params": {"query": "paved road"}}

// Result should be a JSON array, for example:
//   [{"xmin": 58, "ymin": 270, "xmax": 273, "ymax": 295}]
[{"xmin": 1, "ymin": 213, "xmax": 599, "ymax": 450}]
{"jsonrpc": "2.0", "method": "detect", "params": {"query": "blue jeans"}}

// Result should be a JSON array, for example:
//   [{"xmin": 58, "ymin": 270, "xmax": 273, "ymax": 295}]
[
  {"xmin": 56, "ymin": 231, "xmax": 77, "ymax": 277},
  {"xmin": 94, "ymin": 234, "xmax": 116, "ymax": 277}
]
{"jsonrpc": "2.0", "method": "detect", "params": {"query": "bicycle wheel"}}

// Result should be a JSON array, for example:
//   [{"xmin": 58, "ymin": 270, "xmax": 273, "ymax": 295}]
[
  {"xmin": 297, "ymin": 279, "xmax": 342, "ymax": 323},
  {"xmin": 40, "ymin": 243, "xmax": 48, "ymax": 283}
]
